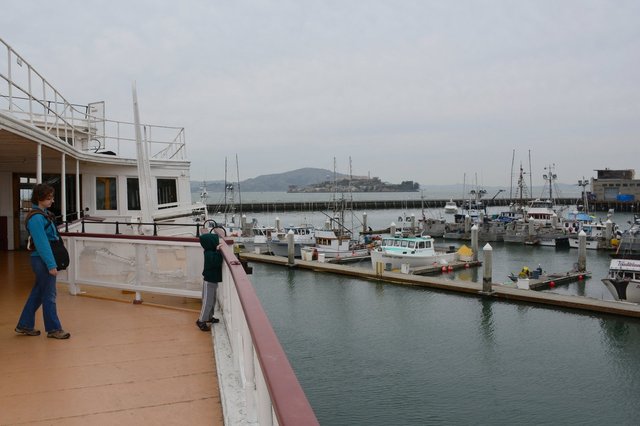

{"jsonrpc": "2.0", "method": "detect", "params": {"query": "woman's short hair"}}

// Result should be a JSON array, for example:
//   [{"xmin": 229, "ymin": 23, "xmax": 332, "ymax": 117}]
[{"xmin": 31, "ymin": 183, "xmax": 55, "ymax": 204}]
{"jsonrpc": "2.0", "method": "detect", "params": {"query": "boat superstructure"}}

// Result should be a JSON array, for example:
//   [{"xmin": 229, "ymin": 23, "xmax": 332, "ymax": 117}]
[
  {"xmin": 370, "ymin": 234, "xmax": 457, "ymax": 270},
  {"xmin": 0, "ymin": 37, "xmax": 205, "ymax": 247}
]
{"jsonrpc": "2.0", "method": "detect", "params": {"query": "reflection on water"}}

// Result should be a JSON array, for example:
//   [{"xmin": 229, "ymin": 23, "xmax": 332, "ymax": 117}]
[{"xmin": 251, "ymin": 263, "xmax": 640, "ymax": 425}]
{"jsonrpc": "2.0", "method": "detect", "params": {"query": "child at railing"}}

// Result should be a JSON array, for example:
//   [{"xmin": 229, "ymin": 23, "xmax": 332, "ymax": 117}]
[{"xmin": 196, "ymin": 232, "xmax": 223, "ymax": 331}]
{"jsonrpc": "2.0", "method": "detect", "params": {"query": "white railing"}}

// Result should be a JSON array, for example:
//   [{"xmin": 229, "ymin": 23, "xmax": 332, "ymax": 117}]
[
  {"xmin": 0, "ymin": 37, "xmax": 186, "ymax": 161},
  {"xmin": 58, "ymin": 231, "xmax": 319, "ymax": 425}
]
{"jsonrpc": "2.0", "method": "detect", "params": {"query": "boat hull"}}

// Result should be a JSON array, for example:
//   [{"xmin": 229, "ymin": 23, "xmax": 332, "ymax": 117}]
[
  {"xmin": 370, "ymin": 250, "xmax": 457, "ymax": 270},
  {"xmin": 602, "ymin": 278, "xmax": 640, "ymax": 303}
]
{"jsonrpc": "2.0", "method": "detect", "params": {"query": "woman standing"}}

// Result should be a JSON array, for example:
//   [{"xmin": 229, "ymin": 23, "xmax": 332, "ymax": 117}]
[{"xmin": 15, "ymin": 183, "xmax": 70, "ymax": 339}]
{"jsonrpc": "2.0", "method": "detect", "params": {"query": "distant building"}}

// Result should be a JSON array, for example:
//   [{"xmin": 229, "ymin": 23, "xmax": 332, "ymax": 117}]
[{"xmin": 591, "ymin": 169, "xmax": 639, "ymax": 202}]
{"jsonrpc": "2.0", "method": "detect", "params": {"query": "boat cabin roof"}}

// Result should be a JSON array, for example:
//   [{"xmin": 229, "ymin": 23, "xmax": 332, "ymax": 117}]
[{"xmin": 610, "ymin": 259, "xmax": 640, "ymax": 272}]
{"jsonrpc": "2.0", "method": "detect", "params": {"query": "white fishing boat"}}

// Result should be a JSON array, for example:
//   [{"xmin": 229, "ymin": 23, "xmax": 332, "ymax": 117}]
[
  {"xmin": 567, "ymin": 221, "xmax": 617, "ymax": 250},
  {"xmin": 370, "ymin": 234, "xmax": 457, "ymax": 270},
  {"xmin": 269, "ymin": 223, "xmax": 316, "ymax": 257},
  {"xmin": 444, "ymin": 199, "xmax": 458, "ymax": 214},
  {"xmin": 602, "ymin": 258, "xmax": 640, "ymax": 303},
  {"xmin": 301, "ymin": 228, "xmax": 369, "ymax": 260}
]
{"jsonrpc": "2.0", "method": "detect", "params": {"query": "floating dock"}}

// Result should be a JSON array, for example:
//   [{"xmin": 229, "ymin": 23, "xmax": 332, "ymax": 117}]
[
  {"xmin": 239, "ymin": 252, "xmax": 640, "ymax": 319},
  {"xmin": 520, "ymin": 272, "xmax": 591, "ymax": 290}
]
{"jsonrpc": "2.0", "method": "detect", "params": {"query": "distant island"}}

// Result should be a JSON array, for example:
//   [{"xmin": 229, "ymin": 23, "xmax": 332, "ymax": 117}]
[
  {"xmin": 287, "ymin": 176, "xmax": 420, "ymax": 193},
  {"xmin": 191, "ymin": 167, "xmax": 419, "ymax": 193}
]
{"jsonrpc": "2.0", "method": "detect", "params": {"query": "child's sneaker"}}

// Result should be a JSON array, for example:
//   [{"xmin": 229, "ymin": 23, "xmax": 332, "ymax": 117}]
[{"xmin": 196, "ymin": 320, "xmax": 211, "ymax": 331}]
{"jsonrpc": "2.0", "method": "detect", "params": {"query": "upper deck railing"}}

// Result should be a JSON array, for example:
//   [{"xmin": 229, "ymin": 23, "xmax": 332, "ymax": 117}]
[{"xmin": 0, "ymin": 37, "xmax": 186, "ymax": 161}]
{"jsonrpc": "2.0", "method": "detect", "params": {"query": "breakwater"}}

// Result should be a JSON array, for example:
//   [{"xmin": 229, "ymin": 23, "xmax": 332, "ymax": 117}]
[{"xmin": 207, "ymin": 198, "xmax": 639, "ymax": 213}]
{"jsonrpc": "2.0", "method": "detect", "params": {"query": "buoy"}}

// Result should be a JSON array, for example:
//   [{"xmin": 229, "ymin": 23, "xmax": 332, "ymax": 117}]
[
  {"xmin": 448, "ymin": 265, "xmax": 453, "ymax": 272},
  {"xmin": 549, "ymin": 281, "xmax": 556, "ymax": 288},
  {"xmin": 441, "ymin": 266, "xmax": 447, "ymax": 272},
  {"xmin": 464, "ymin": 263, "xmax": 469, "ymax": 269},
  {"xmin": 578, "ymin": 275, "xmax": 584, "ymax": 280}
]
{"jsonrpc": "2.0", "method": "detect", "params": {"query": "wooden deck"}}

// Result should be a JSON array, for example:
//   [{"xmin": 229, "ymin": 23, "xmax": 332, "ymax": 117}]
[{"xmin": 0, "ymin": 250, "xmax": 223, "ymax": 425}]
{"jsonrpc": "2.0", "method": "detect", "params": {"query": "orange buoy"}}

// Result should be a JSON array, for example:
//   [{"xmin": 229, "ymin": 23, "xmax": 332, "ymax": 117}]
[
  {"xmin": 441, "ymin": 266, "xmax": 447, "ymax": 272},
  {"xmin": 549, "ymin": 281, "xmax": 556, "ymax": 288},
  {"xmin": 448, "ymin": 265, "xmax": 453, "ymax": 271},
  {"xmin": 464, "ymin": 263, "xmax": 469, "ymax": 269},
  {"xmin": 578, "ymin": 275, "xmax": 584, "ymax": 280}
]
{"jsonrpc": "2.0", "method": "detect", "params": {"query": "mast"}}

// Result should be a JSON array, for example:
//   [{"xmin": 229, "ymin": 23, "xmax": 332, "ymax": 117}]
[
  {"xmin": 528, "ymin": 150, "xmax": 533, "ymax": 200},
  {"xmin": 132, "ymin": 83, "xmax": 153, "ymax": 223},
  {"xmin": 236, "ymin": 154, "xmax": 242, "ymax": 218},
  {"xmin": 509, "ymin": 149, "xmax": 515, "ymax": 199}
]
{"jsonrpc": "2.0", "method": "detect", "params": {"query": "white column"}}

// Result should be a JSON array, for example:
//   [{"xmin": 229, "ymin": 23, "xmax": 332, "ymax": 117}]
[
  {"xmin": 578, "ymin": 230, "xmax": 587, "ymax": 272},
  {"xmin": 482, "ymin": 243, "xmax": 493, "ymax": 293},
  {"xmin": 287, "ymin": 229, "xmax": 295, "ymax": 266},
  {"xmin": 61, "ymin": 153, "xmax": 67, "ymax": 222},
  {"xmin": 75, "ymin": 160, "xmax": 81, "ymax": 219},
  {"xmin": 36, "ymin": 143, "xmax": 42, "ymax": 183},
  {"xmin": 471, "ymin": 224, "xmax": 479, "ymax": 261}
]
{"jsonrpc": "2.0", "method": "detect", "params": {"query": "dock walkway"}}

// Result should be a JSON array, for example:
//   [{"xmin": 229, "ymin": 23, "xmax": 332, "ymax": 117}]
[
  {"xmin": 1, "ymin": 251, "xmax": 223, "ymax": 425},
  {"xmin": 240, "ymin": 252, "xmax": 640, "ymax": 319}
]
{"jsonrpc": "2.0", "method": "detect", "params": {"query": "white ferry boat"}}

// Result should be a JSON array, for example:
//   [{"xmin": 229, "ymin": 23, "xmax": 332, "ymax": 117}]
[
  {"xmin": 444, "ymin": 199, "xmax": 458, "ymax": 214},
  {"xmin": 602, "ymin": 259, "xmax": 640, "ymax": 303},
  {"xmin": 370, "ymin": 235, "xmax": 457, "ymax": 270},
  {"xmin": 0, "ymin": 37, "xmax": 318, "ymax": 424}
]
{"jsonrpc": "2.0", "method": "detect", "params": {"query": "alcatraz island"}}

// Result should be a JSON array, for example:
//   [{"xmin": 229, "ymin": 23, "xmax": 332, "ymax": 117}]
[{"xmin": 287, "ymin": 176, "xmax": 419, "ymax": 193}]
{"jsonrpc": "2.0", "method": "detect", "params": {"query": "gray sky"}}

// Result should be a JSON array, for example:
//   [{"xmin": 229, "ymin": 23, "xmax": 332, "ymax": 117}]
[{"xmin": 3, "ymin": 0, "xmax": 639, "ymax": 186}]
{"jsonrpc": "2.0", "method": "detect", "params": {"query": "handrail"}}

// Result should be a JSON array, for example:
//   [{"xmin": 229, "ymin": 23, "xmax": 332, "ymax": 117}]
[
  {"xmin": 222, "ymin": 247, "xmax": 320, "ymax": 425},
  {"xmin": 219, "ymin": 238, "xmax": 320, "ymax": 425},
  {"xmin": 0, "ymin": 37, "xmax": 186, "ymax": 161}
]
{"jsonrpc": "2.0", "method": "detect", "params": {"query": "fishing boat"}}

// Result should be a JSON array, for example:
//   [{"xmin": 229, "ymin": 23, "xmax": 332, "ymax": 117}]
[
  {"xmin": 370, "ymin": 234, "xmax": 457, "ymax": 270},
  {"xmin": 613, "ymin": 215, "xmax": 640, "ymax": 259},
  {"xmin": 269, "ymin": 223, "xmax": 316, "ymax": 257},
  {"xmin": 301, "ymin": 228, "xmax": 369, "ymax": 259},
  {"xmin": 567, "ymin": 221, "xmax": 617, "ymax": 250},
  {"xmin": 602, "ymin": 258, "xmax": 640, "ymax": 303}
]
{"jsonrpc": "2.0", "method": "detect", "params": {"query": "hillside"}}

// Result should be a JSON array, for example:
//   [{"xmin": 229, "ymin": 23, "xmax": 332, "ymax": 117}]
[{"xmin": 190, "ymin": 167, "xmax": 356, "ymax": 193}]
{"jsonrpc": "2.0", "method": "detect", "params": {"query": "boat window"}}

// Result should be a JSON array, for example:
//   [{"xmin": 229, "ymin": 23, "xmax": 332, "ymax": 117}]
[
  {"xmin": 394, "ymin": 240, "xmax": 401, "ymax": 247},
  {"xmin": 401, "ymin": 241, "xmax": 408, "ymax": 248},
  {"xmin": 425, "ymin": 241, "xmax": 431, "ymax": 248},
  {"xmin": 408, "ymin": 242, "xmax": 416, "ymax": 248},
  {"xmin": 157, "ymin": 178, "xmax": 178, "ymax": 207},
  {"xmin": 96, "ymin": 177, "xmax": 117, "ymax": 210},
  {"xmin": 126, "ymin": 178, "xmax": 141, "ymax": 210},
  {"xmin": 418, "ymin": 242, "xmax": 425, "ymax": 249}
]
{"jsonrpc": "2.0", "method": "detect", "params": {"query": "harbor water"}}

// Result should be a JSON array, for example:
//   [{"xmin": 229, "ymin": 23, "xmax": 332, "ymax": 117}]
[
  {"xmin": 238, "ymin": 201, "xmax": 639, "ymax": 424},
  {"xmin": 251, "ymin": 262, "xmax": 640, "ymax": 425}
]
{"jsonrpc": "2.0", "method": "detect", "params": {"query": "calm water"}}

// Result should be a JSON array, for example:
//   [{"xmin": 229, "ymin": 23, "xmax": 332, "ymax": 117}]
[
  {"xmin": 243, "ymin": 202, "xmax": 639, "ymax": 425},
  {"xmin": 251, "ymin": 263, "xmax": 640, "ymax": 425}
]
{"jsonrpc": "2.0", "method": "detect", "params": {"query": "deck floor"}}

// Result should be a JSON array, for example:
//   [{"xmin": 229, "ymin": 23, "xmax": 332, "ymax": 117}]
[{"xmin": 0, "ymin": 250, "xmax": 223, "ymax": 425}]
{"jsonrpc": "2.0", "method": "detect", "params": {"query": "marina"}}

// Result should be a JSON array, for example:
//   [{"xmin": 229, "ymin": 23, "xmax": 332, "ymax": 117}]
[
  {"xmin": 239, "ymin": 252, "xmax": 639, "ymax": 318},
  {"xmin": 3, "ymin": 27, "xmax": 640, "ymax": 426}
]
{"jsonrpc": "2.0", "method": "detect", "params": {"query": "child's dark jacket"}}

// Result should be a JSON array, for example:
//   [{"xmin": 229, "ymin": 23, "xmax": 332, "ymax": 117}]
[{"xmin": 200, "ymin": 233, "xmax": 223, "ymax": 283}]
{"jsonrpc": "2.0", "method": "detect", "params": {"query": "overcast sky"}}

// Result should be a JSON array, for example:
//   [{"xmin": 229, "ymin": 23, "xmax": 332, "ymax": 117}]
[{"xmin": 3, "ymin": 1, "xmax": 639, "ymax": 186}]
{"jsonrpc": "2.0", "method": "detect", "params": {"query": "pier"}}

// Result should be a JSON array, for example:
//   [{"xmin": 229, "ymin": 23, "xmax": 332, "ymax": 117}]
[
  {"xmin": 239, "ymin": 252, "xmax": 640, "ymax": 319},
  {"xmin": 208, "ymin": 198, "xmax": 640, "ymax": 213}
]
